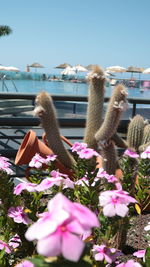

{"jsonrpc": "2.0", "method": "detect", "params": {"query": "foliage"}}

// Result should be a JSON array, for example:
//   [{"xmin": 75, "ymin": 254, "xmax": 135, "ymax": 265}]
[
  {"xmin": 0, "ymin": 25, "xmax": 12, "ymax": 37},
  {"xmin": 0, "ymin": 144, "xmax": 149, "ymax": 267}
]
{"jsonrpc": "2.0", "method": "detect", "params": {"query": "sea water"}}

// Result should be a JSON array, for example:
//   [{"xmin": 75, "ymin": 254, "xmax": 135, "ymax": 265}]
[{"xmin": 1, "ymin": 78, "xmax": 150, "ymax": 99}]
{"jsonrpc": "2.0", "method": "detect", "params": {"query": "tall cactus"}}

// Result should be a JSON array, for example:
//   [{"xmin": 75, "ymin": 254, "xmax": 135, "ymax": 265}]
[
  {"xmin": 83, "ymin": 66, "xmax": 105, "ymax": 150},
  {"xmin": 126, "ymin": 115, "xmax": 145, "ymax": 151},
  {"xmin": 95, "ymin": 84, "xmax": 127, "ymax": 145},
  {"xmin": 34, "ymin": 91, "xmax": 76, "ymax": 168}
]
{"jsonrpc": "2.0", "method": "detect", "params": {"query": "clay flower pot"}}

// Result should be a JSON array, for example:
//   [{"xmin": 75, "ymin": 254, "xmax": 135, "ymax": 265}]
[{"xmin": 15, "ymin": 130, "xmax": 73, "ymax": 177}]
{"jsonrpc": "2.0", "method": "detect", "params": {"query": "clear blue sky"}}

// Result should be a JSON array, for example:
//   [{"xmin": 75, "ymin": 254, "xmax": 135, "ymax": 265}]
[{"xmin": 1, "ymin": 0, "xmax": 150, "ymax": 73}]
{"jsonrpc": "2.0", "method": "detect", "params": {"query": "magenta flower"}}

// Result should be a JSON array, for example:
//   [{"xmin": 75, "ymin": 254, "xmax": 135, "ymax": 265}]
[
  {"xmin": 14, "ymin": 182, "xmax": 37, "ymax": 195},
  {"xmin": 78, "ymin": 148, "xmax": 99, "ymax": 159},
  {"xmin": 97, "ymin": 168, "xmax": 109, "ymax": 178},
  {"xmin": 15, "ymin": 260, "xmax": 34, "ymax": 267},
  {"xmin": 9, "ymin": 234, "xmax": 21, "ymax": 249},
  {"xmin": 116, "ymin": 259, "xmax": 142, "ymax": 267},
  {"xmin": 92, "ymin": 244, "xmax": 122, "ymax": 263},
  {"xmin": 124, "ymin": 149, "xmax": 139, "ymax": 158},
  {"xmin": 71, "ymin": 142, "xmax": 87, "ymax": 152},
  {"xmin": 8, "ymin": 206, "xmax": 30, "ymax": 225},
  {"xmin": 75, "ymin": 177, "xmax": 89, "ymax": 186},
  {"xmin": 44, "ymin": 154, "xmax": 57, "ymax": 164},
  {"xmin": 141, "ymin": 146, "xmax": 150, "ymax": 159},
  {"xmin": 0, "ymin": 240, "xmax": 11, "ymax": 254},
  {"xmin": 29, "ymin": 153, "xmax": 45, "ymax": 168},
  {"xmin": 50, "ymin": 170, "xmax": 69, "ymax": 179},
  {"xmin": 0, "ymin": 156, "xmax": 13, "ymax": 175},
  {"xmin": 99, "ymin": 190, "xmax": 136, "ymax": 217},
  {"xmin": 106, "ymin": 174, "xmax": 118, "ymax": 183},
  {"xmin": 133, "ymin": 249, "xmax": 146, "ymax": 259},
  {"xmin": 36, "ymin": 177, "xmax": 63, "ymax": 191},
  {"xmin": 25, "ymin": 193, "xmax": 99, "ymax": 262}
]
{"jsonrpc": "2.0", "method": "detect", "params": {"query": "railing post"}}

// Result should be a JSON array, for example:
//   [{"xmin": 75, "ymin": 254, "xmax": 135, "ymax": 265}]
[{"xmin": 132, "ymin": 103, "xmax": 136, "ymax": 117}]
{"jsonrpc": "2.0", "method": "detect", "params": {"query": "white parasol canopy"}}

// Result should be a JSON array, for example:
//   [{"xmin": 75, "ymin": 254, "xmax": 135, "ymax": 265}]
[
  {"xmin": 0, "ymin": 65, "xmax": 7, "ymax": 71},
  {"xmin": 72, "ymin": 64, "xmax": 88, "ymax": 72},
  {"xmin": 143, "ymin": 68, "xmax": 150, "ymax": 74},
  {"xmin": 5, "ymin": 66, "xmax": 20, "ymax": 72},
  {"xmin": 106, "ymin": 65, "xmax": 127, "ymax": 73},
  {"xmin": 61, "ymin": 66, "xmax": 76, "ymax": 76}
]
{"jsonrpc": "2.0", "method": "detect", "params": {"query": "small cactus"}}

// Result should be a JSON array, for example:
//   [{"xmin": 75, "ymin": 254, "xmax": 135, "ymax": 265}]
[
  {"xmin": 83, "ymin": 66, "xmax": 105, "ymax": 150},
  {"xmin": 95, "ymin": 84, "xmax": 127, "ymax": 145},
  {"xmin": 34, "ymin": 91, "xmax": 76, "ymax": 168},
  {"xmin": 126, "ymin": 115, "xmax": 145, "ymax": 151},
  {"xmin": 141, "ymin": 123, "xmax": 150, "ymax": 145}
]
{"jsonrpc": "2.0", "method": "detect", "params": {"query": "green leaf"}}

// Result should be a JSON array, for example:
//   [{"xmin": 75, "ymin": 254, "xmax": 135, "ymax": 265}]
[{"xmin": 145, "ymin": 247, "xmax": 150, "ymax": 267}]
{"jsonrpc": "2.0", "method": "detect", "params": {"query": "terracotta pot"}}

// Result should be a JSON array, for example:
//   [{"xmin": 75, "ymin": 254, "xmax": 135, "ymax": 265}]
[{"xmin": 15, "ymin": 130, "xmax": 73, "ymax": 177}]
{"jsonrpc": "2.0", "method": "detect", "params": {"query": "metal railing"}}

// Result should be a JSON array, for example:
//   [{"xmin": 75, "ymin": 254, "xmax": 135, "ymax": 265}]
[
  {"xmin": 0, "ymin": 92, "xmax": 149, "ymax": 177},
  {"xmin": 0, "ymin": 92, "xmax": 150, "ymax": 117}
]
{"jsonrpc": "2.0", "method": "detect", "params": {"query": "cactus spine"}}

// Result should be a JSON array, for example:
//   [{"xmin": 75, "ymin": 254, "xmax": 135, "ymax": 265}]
[
  {"xmin": 126, "ymin": 115, "xmax": 145, "ymax": 151},
  {"xmin": 34, "ymin": 91, "xmax": 76, "ymax": 168},
  {"xmin": 83, "ymin": 66, "xmax": 105, "ymax": 150},
  {"xmin": 95, "ymin": 84, "xmax": 127, "ymax": 145}
]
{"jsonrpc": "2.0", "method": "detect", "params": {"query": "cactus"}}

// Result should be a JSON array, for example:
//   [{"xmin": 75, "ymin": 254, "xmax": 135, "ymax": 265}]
[
  {"xmin": 95, "ymin": 84, "xmax": 127, "ymax": 145},
  {"xmin": 111, "ymin": 133, "xmax": 128, "ymax": 149},
  {"xmin": 126, "ymin": 115, "xmax": 145, "ymax": 151},
  {"xmin": 141, "ymin": 123, "xmax": 150, "ymax": 145},
  {"xmin": 100, "ymin": 140, "xmax": 118, "ymax": 175},
  {"xmin": 34, "ymin": 91, "xmax": 76, "ymax": 168},
  {"xmin": 83, "ymin": 66, "xmax": 105, "ymax": 150},
  {"xmin": 138, "ymin": 124, "xmax": 150, "ymax": 152}
]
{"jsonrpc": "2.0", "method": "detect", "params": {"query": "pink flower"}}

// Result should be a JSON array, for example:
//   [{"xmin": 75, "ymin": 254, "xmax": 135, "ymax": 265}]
[
  {"xmin": 141, "ymin": 146, "xmax": 150, "ymax": 159},
  {"xmin": 0, "ymin": 240, "xmax": 11, "ymax": 254},
  {"xmin": 36, "ymin": 177, "xmax": 63, "ymax": 191},
  {"xmin": 106, "ymin": 174, "xmax": 118, "ymax": 183},
  {"xmin": 50, "ymin": 170, "xmax": 69, "ymax": 179},
  {"xmin": 97, "ymin": 168, "xmax": 109, "ymax": 178},
  {"xmin": 116, "ymin": 259, "xmax": 142, "ymax": 267},
  {"xmin": 124, "ymin": 149, "xmax": 139, "ymax": 158},
  {"xmin": 8, "ymin": 206, "xmax": 30, "ymax": 225},
  {"xmin": 71, "ymin": 142, "xmax": 87, "ymax": 152},
  {"xmin": 92, "ymin": 244, "xmax": 122, "ymax": 263},
  {"xmin": 75, "ymin": 177, "xmax": 89, "ymax": 186},
  {"xmin": 133, "ymin": 250, "xmax": 146, "ymax": 258},
  {"xmin": 9, "ymin": 234, "xmax": 21, "ymax": 248},
  {"xmin": 29, "ymin": 153, "xmax": 45, "ymax": 168},
  {"xmin": 25, "ymin": 193, "xmax": 99, "ymax": 262},
  {"xmin": 0, "ymin": 156, "xmax": 13, "ymax": 175},
  {"xmin": 99, "ymin": 190, "xmax": 136, "ymax": 217},
  {"xmin": 15, "ymin": 260, "xmax": 34, "ymax": 267},
  {"xmin": 44, "ymin": 154, "xmax": 57, "ymax": 164},
  {"xmin": 78, "ymin": 148, "xmax": 99, "ymax": 159},
  {"xmin": 14, "ymin": 182, "xmax": 37, "ymax": 195}
]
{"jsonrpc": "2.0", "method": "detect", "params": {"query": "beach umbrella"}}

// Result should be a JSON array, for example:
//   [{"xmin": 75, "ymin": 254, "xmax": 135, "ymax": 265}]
[
  {"xmin": 85, "ymin": 64, "xmax": 99, "ymax": 70},
  {"xmin": 72, "ymin": 64, "xmax": 88, "ymax": 73},
  {"xmin": 5, "ymin": 66, "xmax": 20, "ymax": 72},
  {"xmin": 55, "ymin": 63, "xmax": 72, "ymax": 69},
  {"xmin": 106, "ymin": 65, "xmax": 127, "ymax": 73},
  {"xmin": 126, "ymin": 66, "xmax": 144, "ymax": 79},
  {"xmin": 61, "ymin": 66, "xmax": 76, "ymax": 76},
  {"xmin": 143, "ymin": 68, "xmax": 150, "ymax": 74},
  {"xmin": 0, "ymin": 65, "xmax": 7, "ymax": 71},
  {"xmin": 29, "ymin": 62, "xmax": 44, "ymax": 72}
]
